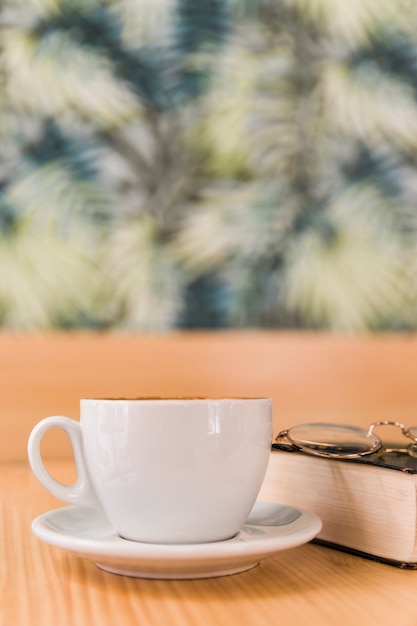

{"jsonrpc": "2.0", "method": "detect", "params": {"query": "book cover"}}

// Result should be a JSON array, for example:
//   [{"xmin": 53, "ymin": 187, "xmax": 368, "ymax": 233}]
[{"xmin": 264, "ymin": 444, "xmax": 417, "ymax": 568}]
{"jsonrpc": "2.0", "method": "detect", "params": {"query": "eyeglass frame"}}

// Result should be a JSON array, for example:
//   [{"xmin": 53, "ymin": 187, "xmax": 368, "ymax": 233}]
[{"xmin": 274, "ymin": 420, "xmax": 417, "ymax": 459}]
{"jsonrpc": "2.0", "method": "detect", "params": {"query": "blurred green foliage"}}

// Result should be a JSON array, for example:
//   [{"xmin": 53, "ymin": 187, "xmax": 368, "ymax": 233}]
[{"xmin": 1, "ymin": 0, "xmax": 417, "ymax": 331}]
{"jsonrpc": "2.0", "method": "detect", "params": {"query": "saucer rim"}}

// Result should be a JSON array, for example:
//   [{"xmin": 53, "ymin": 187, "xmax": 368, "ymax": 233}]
[{"xmin": 31, "ymin": 501, "xmax": 322, "ymax": 561}]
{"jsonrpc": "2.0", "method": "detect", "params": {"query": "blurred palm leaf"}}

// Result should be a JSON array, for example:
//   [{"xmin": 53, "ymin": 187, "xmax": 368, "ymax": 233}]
[
  {"xmin": 0, "ymin": 225, "xmax": 98, "ymax": 328},
  {"xmin": 3, "ymin": 27, "xmax": 140, "ymax": 126},
  {"xmin": 288, "ymin": 0, "xmax": 406, "ymax": 44},
  {"xmin": 176, "ymin": 185, "xmax": 294, "ymax": 272},
  {"xmin": 105, "ymin": 215, "xmax": 185, "ymax": 330},
  {"xmin": 8, "ymin": 122, "xmax": 107, "ymax": 221},
  {"xmin": 322, "ymin": 60, "xmax": 417, "ymax": 150},
  {"xmin": 2, "ymin": 0, "xmax": 417, "ymax": 331},
  {"xmin": 5, "ymin": 0, "xmax": 230, "ymax": 117},
  {"xmin": 176, "ymin": 0, "xmax": 417, "ymax": 329},
  {"xmin": 186, "ymin": 42, "xmax": 258, "ymax": 178},
  {"xmin": 284, "ymin": 186, "xmax": 413, "ymax": 330},
  {"xmin": 175, "ymin": 185, "xmax": 300, "ymax": 326},
  {"xmin": 1, "ymin": 0, "xmax": 231, "ymax": 330}
]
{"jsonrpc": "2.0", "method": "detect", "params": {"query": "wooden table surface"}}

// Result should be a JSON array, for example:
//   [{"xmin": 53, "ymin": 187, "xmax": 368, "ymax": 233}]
[
  {"xmin": 3, "ymin": 332, "xmax": 417, "ymax": 625},
  {"xmin": 3, "ymin": 457, "xmax": 417, "ymax": 626}
]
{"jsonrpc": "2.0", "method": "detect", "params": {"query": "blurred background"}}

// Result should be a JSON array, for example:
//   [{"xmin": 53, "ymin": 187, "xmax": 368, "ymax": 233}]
[{"xmin": 1, "ymin": 0, "xmax": 417, "ymax": 333}]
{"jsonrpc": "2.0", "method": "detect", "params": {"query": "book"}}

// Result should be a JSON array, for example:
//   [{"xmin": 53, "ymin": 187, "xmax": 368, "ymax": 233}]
[{"xmin": 258, "ymin": 443, "xmax": 417, "ymax": 568}]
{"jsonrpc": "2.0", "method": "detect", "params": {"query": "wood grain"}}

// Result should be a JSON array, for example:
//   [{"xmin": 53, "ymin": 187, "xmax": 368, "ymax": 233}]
[
  {"xmin": 2, "ymin": 331, "xmax": 417, "ymax": 461},
  {"xmin": 2, "ymin": 459, "xmax": 417, "ymax": 626},
  {"xmin": 4, "ymin": 332, "xmax": 417, "ymax": 625}
]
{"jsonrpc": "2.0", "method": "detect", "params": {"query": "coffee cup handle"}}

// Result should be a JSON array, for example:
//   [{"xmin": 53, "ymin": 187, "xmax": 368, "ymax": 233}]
[{"xmin": 28, "ymin": 416, "xmax": 101, "ymax": 509}]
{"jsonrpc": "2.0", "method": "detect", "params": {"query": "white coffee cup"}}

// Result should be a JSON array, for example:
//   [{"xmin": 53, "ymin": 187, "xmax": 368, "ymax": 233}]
[{"xmin": 28, "ymin": 397, "xmax": 272, "ymax": 544}]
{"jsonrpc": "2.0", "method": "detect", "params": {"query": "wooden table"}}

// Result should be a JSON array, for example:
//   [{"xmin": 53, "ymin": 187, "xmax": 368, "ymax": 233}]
[
  {"xmin": 4, "ymin": 332, "xmax": 417, "ymax": 625},
  {"xmin": 3, "ymin": 458, "xmax": 417, "ymax": 626}
]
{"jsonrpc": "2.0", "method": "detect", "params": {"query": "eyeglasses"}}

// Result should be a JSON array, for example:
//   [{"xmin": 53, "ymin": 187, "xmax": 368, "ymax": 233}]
[{"xmin": 274, "ymin": 421, "xmax": 417, "ymax": 459}]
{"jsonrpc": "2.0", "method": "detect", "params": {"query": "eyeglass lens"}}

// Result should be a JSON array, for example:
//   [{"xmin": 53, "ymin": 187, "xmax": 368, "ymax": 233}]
[
  {"xmin": 286, "ymin": 423, "xmax": 381, "ymax": 458},
  {"xmin": 406, "ymin": 426, "xmax": 417, "ymax": 441}
]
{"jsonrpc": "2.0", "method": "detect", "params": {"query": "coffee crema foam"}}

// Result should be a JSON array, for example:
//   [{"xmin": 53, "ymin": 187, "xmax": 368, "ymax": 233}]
[{"xmin": 83, "ymin": 396, "xmax": 269, "ymax": 401}]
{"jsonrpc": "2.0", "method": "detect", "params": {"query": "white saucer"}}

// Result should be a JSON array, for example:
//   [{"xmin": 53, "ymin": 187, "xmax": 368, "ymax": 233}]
[{"xmin": 31, "ymin": 501, "xmax": 322, "ymax": 579}]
